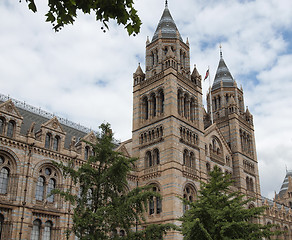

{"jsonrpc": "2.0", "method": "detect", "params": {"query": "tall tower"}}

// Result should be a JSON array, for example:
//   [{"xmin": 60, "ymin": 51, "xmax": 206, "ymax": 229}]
[
  {"xmin": 131, "ymin": 2, "xmax": 204, "ymax": 239},
  {"xmin": 206, "ymin": 48, "xmax": 261, "ymax": 203}
]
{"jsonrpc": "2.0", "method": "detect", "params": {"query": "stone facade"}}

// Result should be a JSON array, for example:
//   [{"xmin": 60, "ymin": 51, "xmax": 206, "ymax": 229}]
[
  {"xmin": 0, "ymin": 97, "xmax": 96, "ymax": 239},
  {"xmin": 0, "ymin": 2, "xmax": 291, "ymax": 240}
]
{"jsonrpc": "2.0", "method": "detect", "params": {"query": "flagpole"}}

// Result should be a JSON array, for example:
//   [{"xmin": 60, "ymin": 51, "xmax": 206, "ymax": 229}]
[{"xmin": 208, "ymin": 66, "xmax": 214, "ymax": 124}]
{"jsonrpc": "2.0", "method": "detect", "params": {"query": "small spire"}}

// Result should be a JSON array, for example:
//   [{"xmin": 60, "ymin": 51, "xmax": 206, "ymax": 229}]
[
  {"xmin": 219, "ymin": 43, "xmax": 223, "ymax": 59},
  {"xmin": 146, "ymin": 36, "xmax": 150, "ymax": 45},
  {"xmin": 165, "ymin": 0, "xmax": 168, "ymax": 8},
  {"xmin": 186, "ymin": 37, "xmax": 189, "ymax": 45}
]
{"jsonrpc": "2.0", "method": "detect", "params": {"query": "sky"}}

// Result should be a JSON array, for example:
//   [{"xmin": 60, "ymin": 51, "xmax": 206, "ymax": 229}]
[{"xmin": 1, "ymin": 0, "xmax": 292, "ymax": 199}]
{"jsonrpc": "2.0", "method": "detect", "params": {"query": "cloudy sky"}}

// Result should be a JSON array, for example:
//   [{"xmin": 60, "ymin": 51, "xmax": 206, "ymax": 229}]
[{"xmin": 1, "ymin": 0, "xmax": 292, "ymax": 199}]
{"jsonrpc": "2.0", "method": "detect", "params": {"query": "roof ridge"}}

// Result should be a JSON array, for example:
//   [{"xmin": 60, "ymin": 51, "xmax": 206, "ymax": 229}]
[{"xmin": 0, "ymin": 93, "xmax": 94, "ymax": 134}]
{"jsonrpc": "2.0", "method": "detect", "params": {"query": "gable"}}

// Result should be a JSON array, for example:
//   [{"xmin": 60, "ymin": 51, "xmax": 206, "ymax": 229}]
[
  {"xmin": 42, "ymin": 117, "xmax": 65, "ymax": 135},
  {"xmin": 0, "ymin": 100, "xmax": 23, "ymax": 119},
  {"xmin": 82, "ymin": 131, "xmax": 96, "ymax": 144},
  {"xmin": 116, "ymin": 139, "xmax": 133, "ymax": 158}
]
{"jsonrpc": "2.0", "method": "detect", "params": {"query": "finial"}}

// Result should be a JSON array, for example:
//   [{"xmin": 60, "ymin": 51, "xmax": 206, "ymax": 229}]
[
  {"xmin": 146, "ymin": 36, "xmax": 150, "ymax": 45},
  {"xmin": 165, "ymin": 0, "xmax": 168, "ymax": 8},
  {"xmin": 219, "ymin": 43, "xmax": 222, "ymax": 59}
]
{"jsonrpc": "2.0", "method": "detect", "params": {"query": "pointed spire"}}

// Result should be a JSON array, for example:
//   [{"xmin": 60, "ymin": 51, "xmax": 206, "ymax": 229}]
[
  {"xmin": 146, "ymin": 36, "xmax": 150, "ymax": 45},
  {"xmin": 191, "ymin": 64, "xmax": 200, "ymax": 78},
  {"xmin": 134, "ymin": 63, "xmax": 144, "ymax": 76},
  {"xmin": 212, "ymin": 48, "xmax": 235, "ymax": 91},
  {"xmin": 246, "ymin": 106, "xmax": 250, "ymax": 116},
  {"xmin": 186, "ymin": 37, "xmax": 189, "ymax": 46},
  {"xmin": 278, "ymin": 170, "xmax": 292, "ymax": 198},
  {"xmin": 152, "ymin": 3, "xmax": 182, "ymax": 42}
]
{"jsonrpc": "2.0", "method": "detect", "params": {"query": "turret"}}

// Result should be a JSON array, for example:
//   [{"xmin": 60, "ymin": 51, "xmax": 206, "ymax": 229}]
[
  {"xmin": 133, "ymin": 63, "xmax": 145, "ymax": 86},
  {"xmin": 145, "ymin": 1, "xmax": 190, "ymax": 79}
]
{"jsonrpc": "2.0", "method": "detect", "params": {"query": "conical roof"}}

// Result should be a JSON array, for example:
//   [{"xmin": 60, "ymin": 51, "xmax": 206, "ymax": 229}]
[
  {"xmin": 279, "ymin": 171, "xmax": 292, "ymax": 197},
  {"xmin": 191, "ymin": 65, "xmax": 200, "ymax": 78},
  {"xmin": 152, "ymin": 3, "xmax": 182, "ymax": 42},
  {"xmin": 212, "ymin": 52, "xmax": 234, "ymax": 91},
  {"xmin": 133, "ymin": 64, "xmax": 144, "ymax": 77}
]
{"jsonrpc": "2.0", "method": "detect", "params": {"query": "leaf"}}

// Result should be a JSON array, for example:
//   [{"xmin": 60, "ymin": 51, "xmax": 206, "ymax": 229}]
[{"xmin": 28, "ymin": 1, "xmax": 37, "ymax": 12}]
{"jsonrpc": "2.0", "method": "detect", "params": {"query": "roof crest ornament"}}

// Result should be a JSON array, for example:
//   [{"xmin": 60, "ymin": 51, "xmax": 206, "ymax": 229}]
[
  {"xmin": 220, "ymin": 43, "xmax": 223, "ymax": 59},
  {"xmin": 165, "ymin": 0, "xmax": 168, "ymax": 8}
]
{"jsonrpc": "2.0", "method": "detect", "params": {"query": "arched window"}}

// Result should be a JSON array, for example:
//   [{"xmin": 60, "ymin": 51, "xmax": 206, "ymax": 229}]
[
  {"xmin": 159, "ymin": 90, "xmax": 164, "ymax": 114},
  {"xmin": 184, "ymin": 96, "xmax": 188, "ymax": 118},
  {"xmin": 0, "ymin": 119, "xmax": 4, "ymax": 135},
  {"xmin": 151, "ymin": 52, "xmax": 154, "ymax": 66},
  {"xmin": 143, "ymin": 97, "xmax": 149, "ymax": 120},
  {"xmin": 177, "ymin": 90, "xmax": 182, "ymax": 115},
  {"xmin": 43, "ymin": 221, "xmax": 53, "ymax": 240},
  {"xmin": 36, "ymin": 166, "xmax": 58, "ymax": 203},
  {"xmin": 250, "ymin": 178, "xmax": 254, "ymax": 192},
  {"xmin": 36, "ymin": 176, "xmax": 45, "ymax": 201},
  {"xmin": 206, "ymin": 162, "xmax": 211, "ymax": 173},
  {"xmin": 0, "ymin": 214, "xmax": 4, "ymax": 239},
  {"xmin": 0, "ymin": 167, "xmax": 9, "ymax": 194},
  {"xmin": 149, "ymin": 195, "xmax": 154, "ymax": 215},
  {"xmin": 85, "ymin": 146, "xmax": 90, "ymax": 160},
  {"xmin": 151, "ymin": 94, "xmax": 156, "ymax": 117},
  {"xmin": 183, "ymin": 185, "xmax": 196, "ymax": 212},
  {"xmin": 153, "ymin": 149, "xmax": 160, "ymax": 165},
  {"xmin": 149, "ymin": 185, "xmax": 162, "ymax": 215},
  {"xmin": 246, "ymin": 177, "xmax": 250, "ymax": 191},
  {"xmin": 212, "ymin": 139, "xmax": 216, "ymax": 152},
  {"xmin": 31, "ymin": 219, "xmax": 41, "ymax": 240},
  {"xmin": 6, "ymin": 121, "xmax": 14, "ymax": 138},
  {"xmin": 45, "ymin": 133, "xmax": 51, "ymax": 149},
  {"xmin": 190, "ymin": 98, "xmax": 195, "ymax": 122},
  {"xmin": 47, "ymin": 178, "xmax": 56, "ymax": 203},
  {"xmin": 119, "ymin": 230, "xmax": 125, "ymax": 237},
  {"xmin": 87, "ymin": 188, "xmax": 93, "ymax": 205},
  {"xmin": 183, "ymin": 149, "xmax": 188, "ymax": 166},
  {"xmin": 189, "ymin": 152, "xmax": 195, "ymax": 168},
  {"xmin": 145, "ymin": 151, "xmax": 152, "ymax": 167},
  {"xmin": 53, "ymin": 136, "xmax": 60, "ymax": 151}
]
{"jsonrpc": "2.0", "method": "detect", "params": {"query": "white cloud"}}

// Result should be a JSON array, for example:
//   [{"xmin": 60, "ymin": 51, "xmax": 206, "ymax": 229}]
[{"xmin": 1, "ymin": 0, "xmax": 292, "ymax": 198}]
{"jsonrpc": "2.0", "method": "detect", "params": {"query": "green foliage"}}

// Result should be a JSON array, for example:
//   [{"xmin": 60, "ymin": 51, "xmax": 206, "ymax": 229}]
[
  {"xmin": 180, "ymin": 166, "xmax": 278, "ymax": 240},
  {"xmin": 53, "ymin": 123, "xmax": 174, "ymax": 239},
  {"xmin": 21, "ymin": 0, "xmax": 141, "ymax": 35}
]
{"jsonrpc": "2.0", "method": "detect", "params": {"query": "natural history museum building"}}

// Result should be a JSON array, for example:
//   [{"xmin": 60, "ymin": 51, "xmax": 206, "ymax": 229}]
[{"xmin": 0, "ymin": 3, "xmax": 292, "ymax": 240}]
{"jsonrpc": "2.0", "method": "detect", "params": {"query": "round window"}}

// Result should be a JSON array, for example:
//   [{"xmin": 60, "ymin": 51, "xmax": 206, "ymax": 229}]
[{"xmin": 45, "ymin": 168, "xmax": 52, "ymax": 175}]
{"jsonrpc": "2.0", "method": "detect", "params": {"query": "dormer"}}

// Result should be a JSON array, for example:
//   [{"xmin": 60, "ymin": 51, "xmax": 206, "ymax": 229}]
[
  {"xmin": 191, "ymin": 65, "xmax": 202, "ymax": 88},
  {"xmin": 75, "ymin": 131, "xmax": 96, "ymax": 160},
  {"xmin": 133, "ymin": 64, "xmax": 145, "ymax": 86},
  {"xmin": 0, "ymin": 100, "xmax": 23, "ymax": 139},
  {"xmin": 39, "ymin": 117, "xmax": 66, "ymax": 152}
]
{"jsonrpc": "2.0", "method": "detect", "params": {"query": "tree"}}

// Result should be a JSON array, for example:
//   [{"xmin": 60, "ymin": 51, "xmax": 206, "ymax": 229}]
[
  {"xmin": 180, "ymin": 166, "xmax": 279, "ymax": 240},
  {"xmin": 21, "ymin": 0, "xmax": 141, "ymax": 35},
  {"xmin": 54, "ymin": 123, "xmax": 174, "ymax": 239}
]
